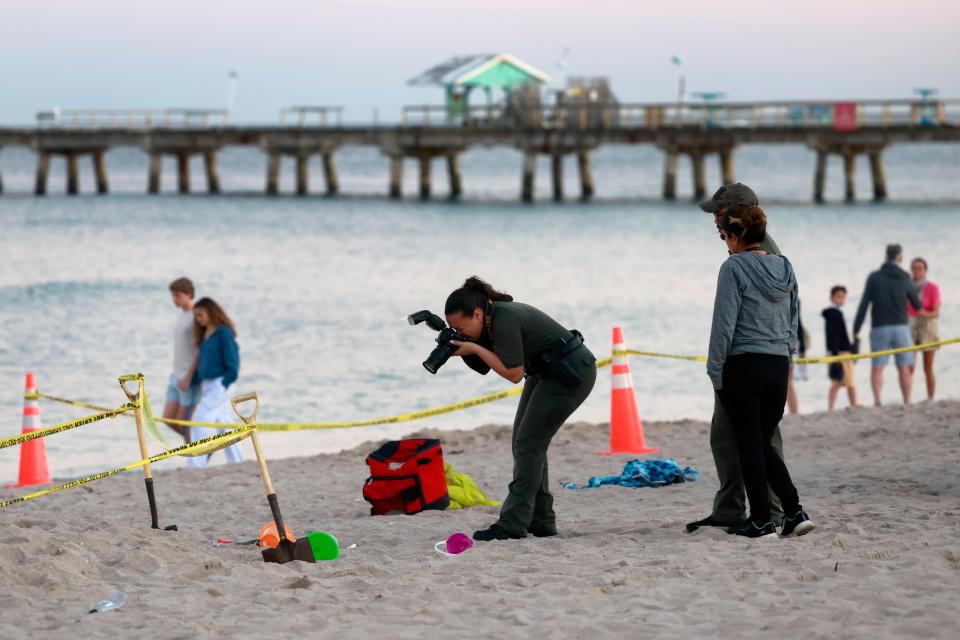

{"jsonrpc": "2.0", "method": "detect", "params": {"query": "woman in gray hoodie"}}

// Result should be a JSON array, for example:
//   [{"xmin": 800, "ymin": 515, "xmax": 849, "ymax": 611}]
[{"xmin": 707, "ymin": 207, "xmax": 815, "ymax": 539}]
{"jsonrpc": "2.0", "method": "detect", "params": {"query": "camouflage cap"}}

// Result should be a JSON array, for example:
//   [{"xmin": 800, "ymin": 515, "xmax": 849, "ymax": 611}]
[{"xmin": 699, "ymin": 182, "xmax": 759, "ymax": 213}]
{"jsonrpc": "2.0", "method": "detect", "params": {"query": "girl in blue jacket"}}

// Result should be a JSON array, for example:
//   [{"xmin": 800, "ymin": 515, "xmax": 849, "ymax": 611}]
[{"xmin": 186, "ymin": 297, "xmax": 244, "ymax": 468}]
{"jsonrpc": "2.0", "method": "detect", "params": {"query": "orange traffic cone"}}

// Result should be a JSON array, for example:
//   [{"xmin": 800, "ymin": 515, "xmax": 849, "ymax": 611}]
[
  {"xmin": 7, "ymin": 373, "xmax": 51, "ymax": 487},
  {"xmin": 600, "ymin": 327, "xmax": 658, "ymax": 456}
]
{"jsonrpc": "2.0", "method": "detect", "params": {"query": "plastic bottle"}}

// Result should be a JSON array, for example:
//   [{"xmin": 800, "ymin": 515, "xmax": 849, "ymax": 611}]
[{"xmin": 88, "ymin": 591, "xmax": 127, "ymax": 613}]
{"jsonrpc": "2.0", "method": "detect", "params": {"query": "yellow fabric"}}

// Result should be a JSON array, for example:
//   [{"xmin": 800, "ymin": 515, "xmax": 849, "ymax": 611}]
[{"xmin": 445, "ymin": 463, "xmax": 501, "ymax": 510}]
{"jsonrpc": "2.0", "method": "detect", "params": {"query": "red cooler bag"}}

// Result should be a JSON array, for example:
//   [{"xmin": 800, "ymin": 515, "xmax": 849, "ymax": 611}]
[{"xmin": 362, "ymin": 439, "xmax": 450, "ymax": 515}]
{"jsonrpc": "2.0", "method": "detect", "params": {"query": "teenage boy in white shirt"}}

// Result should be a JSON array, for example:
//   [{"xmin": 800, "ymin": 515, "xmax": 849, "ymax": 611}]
[{"xmin": 164, "ymin": 277, "xmax": 200, "ymax": 442}]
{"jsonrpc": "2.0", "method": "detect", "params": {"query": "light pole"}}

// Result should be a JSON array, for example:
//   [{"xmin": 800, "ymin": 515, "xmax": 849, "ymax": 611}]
[
  {"xmin": 671, "ymin": 55, "xmax": 685, "ymax": 107},
  {"xmin": 556, "ymin": 47, "xmax": 571, "ymax": 92},
  {"xmin": 226, "ymin": 70, "xmax": 238, "ymax": 121},
  {"xmin": 671, "ymin": 55, "xmax": 685, "ymax": 125}
]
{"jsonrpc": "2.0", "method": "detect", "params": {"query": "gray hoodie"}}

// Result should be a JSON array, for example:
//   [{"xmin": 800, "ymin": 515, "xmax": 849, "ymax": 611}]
[{"xmin": 707, "ymin": 252, "xmax": 799, "ymax": 390}]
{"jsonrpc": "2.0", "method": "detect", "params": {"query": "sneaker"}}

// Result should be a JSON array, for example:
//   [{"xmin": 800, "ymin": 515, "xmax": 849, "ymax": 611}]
[
  {"xmin": 780, "ymin": 508, "xmax": 816, "ymax": 537},
  {"xmin": 472, "ymin": 524, "xmax": 525, "ymax": 542},
  {"xmin": 686, "ymin": 514, "xmax": 745, "ymax": 533},
  {"xmin": 726, "ymin": 520, "xmax": 779, "ymax": 539}
]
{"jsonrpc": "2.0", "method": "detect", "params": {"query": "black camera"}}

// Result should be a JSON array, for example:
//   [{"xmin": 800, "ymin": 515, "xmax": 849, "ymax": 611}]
[{"xmin": 407, "ymin": 310, "xmax": 468, "ymax": 374}]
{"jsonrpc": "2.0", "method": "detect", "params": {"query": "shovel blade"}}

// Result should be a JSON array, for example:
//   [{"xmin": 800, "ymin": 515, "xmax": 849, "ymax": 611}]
[{"xmin": 261, "ymin": 539, "xmax": 316, "ymax": 564}]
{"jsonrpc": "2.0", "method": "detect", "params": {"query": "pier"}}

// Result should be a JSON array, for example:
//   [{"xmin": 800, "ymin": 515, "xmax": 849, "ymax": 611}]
[{"xmin": 1, "ymin": 99, "xmax": 958, "ymax": 202}]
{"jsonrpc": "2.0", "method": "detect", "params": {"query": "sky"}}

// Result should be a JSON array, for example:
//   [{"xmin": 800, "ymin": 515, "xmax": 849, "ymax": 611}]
[{"xmin": 1, "ymin": 0, "xmax": 958, "ymax": 124}]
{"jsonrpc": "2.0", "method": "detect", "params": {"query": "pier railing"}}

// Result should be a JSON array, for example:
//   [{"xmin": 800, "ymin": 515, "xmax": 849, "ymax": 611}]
[
  {"xmin": 34, "ymin": 108, "xmax": 230, "ymax": 129},
  {"xmin": 278, "ymin": 106, "xmax": 344, "ymax": 127},
  {"xmin": 401, "ymin": 99, "xmax": 960, "ymax": 130}
]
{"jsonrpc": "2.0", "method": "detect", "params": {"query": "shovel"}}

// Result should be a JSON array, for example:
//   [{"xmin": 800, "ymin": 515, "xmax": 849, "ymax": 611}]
[
  {"xmin": 119, "ymin": 374, "xmax": 177, "ymax": 531},
  {"xmin": 231, "ymin": 392, "xmax": 316, "ymax": 564}
]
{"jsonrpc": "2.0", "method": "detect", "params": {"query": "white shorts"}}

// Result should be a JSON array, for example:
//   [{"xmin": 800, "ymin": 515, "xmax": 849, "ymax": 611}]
[{"xmin": 186, "ymin": 377, "xmax": 244, "ymax": 469}]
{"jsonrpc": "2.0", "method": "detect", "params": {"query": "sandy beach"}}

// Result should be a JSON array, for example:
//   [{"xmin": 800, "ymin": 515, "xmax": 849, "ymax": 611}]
[{"xmin": 2, "ymin": 400, "xmax": 959, "ymax": 639}]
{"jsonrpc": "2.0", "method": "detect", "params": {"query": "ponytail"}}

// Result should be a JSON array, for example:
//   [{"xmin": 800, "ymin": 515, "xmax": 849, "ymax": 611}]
[{"xmin": 444, "ymin": 276, "xmax": 513, "ymax": 316}]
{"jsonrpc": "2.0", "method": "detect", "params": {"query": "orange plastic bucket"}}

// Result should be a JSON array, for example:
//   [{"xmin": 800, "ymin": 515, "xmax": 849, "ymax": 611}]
[{"xmin": 258, "ymin": 522, "xmax": 296, "ymax": 548}]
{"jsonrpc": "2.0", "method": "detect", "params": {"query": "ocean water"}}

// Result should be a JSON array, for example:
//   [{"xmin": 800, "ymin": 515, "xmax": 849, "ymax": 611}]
[{"xmin": 1, "ymin": 143, "xmax": 958, "ymax": 482}]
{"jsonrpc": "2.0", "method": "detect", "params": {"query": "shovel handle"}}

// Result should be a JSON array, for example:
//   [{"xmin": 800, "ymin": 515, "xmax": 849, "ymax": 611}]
[
  {"xmin": 118, "ymin": 373, "xmax": 144, "ymax": 404},
  {"xmin": 266, "ymin": 493, "xmax": 289, "ymax": 544},
  {"xmin": 230, "ymin": 392, "xmax": 260, "ymax": 424}
]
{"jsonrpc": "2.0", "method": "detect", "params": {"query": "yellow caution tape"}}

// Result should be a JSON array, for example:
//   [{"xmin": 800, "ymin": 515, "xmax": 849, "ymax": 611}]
[
  {"xmin": 795, "ymin": 337, "xmax": 959, "ymax": 364},
  {"xmin": 0, "ymin": 426, "xmax": 254, "ymax": 509},
  {"xmin": 622, "ymin": 350, "xmax": 708, "ymax": 363},
  {"xmin": 614, "ymin": 336, "xmax": 958, "ymax": 366},
  {"xmin": 19, "ymin": 336, "xmax": 956, "ymax": 438},
  {"xmin": 0, "ymin": 403, "xmax": 135, "ymax": 451},
  {"xmin": 25, "ymin": 391, "xmax": 125, "ymax": 415},
  {"xmin": 161, "ymin": 385, "xmax": 530, "ymax": 432}
]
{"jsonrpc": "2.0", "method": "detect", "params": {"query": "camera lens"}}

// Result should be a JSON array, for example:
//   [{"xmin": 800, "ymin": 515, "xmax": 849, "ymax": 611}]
[{"xmin": 423, "ymin": 343, "xmax": 454, "ymax": 374}]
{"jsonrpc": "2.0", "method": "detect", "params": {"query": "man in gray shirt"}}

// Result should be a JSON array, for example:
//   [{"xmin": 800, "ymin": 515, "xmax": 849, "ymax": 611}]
[
  {"xmin": 853, "ymin": 244, "xmax": 922, "ymax": 405},
  {"xmin": 686, "ymin": 183, "xmax": 785, "ymax": 533}
]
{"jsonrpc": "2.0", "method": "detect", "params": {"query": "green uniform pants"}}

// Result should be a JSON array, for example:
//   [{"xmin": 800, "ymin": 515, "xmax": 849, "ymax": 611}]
[
  {"xmin": 710, "ymin": 391, "xmax": 785, "ymax": 525},
  {"xmin": 495, "ymin": 351, "xmax": 597, "ymax": 536}
]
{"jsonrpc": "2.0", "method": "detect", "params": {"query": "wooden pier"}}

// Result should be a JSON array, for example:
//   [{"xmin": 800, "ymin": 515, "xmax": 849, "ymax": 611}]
[{"xmin": 1, "ymin": 100, "xmax": 958, "ymax": 202}]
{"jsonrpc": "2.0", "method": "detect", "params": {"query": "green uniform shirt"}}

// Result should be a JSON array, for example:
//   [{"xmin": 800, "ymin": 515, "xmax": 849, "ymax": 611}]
[
  {"xmin": 761, "ymin": 232, "xmax": 781, "ymax": 256},
  {"xmin": 490, "ymin": 302, "xmax": 572, "ymax": 370}
]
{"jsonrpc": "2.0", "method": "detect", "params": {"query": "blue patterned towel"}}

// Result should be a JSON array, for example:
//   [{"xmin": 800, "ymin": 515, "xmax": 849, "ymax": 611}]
[{"xmin": 563, "ymin": 459, "xmax": 699, "ymax": 490}]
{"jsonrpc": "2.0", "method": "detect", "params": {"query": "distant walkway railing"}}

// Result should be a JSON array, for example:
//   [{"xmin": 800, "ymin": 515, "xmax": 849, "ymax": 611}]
[
  {"xmin": 401, "ymin": 99, "xmax": 960, "ymax": 130},
  {"xmin": 278, "ymin": 106, "xmax": 344, "ymax": 127},
  {"xmin": 35, "ymin": 108, "xmax": 230, "ymax": 129}
]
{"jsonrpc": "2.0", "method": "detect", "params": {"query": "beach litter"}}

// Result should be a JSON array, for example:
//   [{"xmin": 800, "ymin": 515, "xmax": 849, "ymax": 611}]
[
  {"xmin": 563, "ymin": 459, "xmax": 699, "ymax": 490},
  {"xmin": 211, "ymin": 537, "xmax": 259, "ymax": 548},
  {"xmin": 88, "ymin": 591, "xmax": 127, "ymax": 614}
]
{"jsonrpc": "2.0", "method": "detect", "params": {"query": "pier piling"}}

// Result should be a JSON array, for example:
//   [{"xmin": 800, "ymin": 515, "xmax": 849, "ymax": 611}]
[
  {"xmin": 389, "ymin": 155, "xmax": 403, "ymax": 199},
  {"xmin": 577, "ymin": 150, "xmax": 594, "ymax": 200},
  {"xmin": 93, "ymin": 150, "xmax": 108, "ymax": 194},
  {"xmin": 296, "ymin": 152, "xmax": 309, "ymax": 196},
  {"xmin": 266, "ymin": 152, "xmax": 280, "ymax": 196},
  {"xmin": 719, "ymin": 149, "xmax": 735, "ymax": 185},
  {"xmin": 662, "ymin": 150, "xmax": 678, "ymax": 200},
  {"xmin": 322, "ymin": 152, "xmax": 338, "ymax": 196},
  {"xmin": 552, "ymin": 154, "xmax": 564, "ymax": 201},
  {"xmin": 869, "ymin": 150, "xmax": 887, "ymax": 201},
  {"xmin": 204, "ymin": 151, "xmax": 220, "ymax": 194},
  {"xmin": 418, "ymin": 154, "xmax": 432, "ymax": 199},
  {"xmin": 446, "ymin": 153, "xmax": 462, "ymax": 200},
  {"xmin": 66, "ymin": 152, "xmax": 79, "ymax": 195},
  {"xmin": 177, "ymin": 152, "xmax": 190, "ymax": 194},
  {"xmin": 691, "ymin": 152, "xmax": 706, "ymax": 200},
  {"xmin": 521, "ymin": 151, "xmax": 536, "ymax": 203},
  {"xmin": 843, "ymin": 151, "xmax": 856, "ymax": 203},
  {"xmin": 148, "ymin": 152, "xmax": 161, "ymax": 194},
  {"xmin": 34, "ymin": 152, "xmax": 49, "ymax": 196},
  {"xmin": 813, "ymin": 149, "xmax": 827, "ymax": 203}
]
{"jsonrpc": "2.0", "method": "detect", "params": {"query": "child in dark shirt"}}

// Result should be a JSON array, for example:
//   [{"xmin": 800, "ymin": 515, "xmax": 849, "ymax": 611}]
[{"xmin": 821, "ymin": 286, "xmax": 858, "ymax": 411}]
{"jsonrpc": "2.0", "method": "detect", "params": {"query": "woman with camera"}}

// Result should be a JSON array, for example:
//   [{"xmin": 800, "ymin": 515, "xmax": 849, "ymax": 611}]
[
  {"xmin": 707, "ymin": 207, "xmax": 814, "ymax": 539},
  {"xmin": 444, "ymin": 276, "xmax": 597, "ymax": 541}
]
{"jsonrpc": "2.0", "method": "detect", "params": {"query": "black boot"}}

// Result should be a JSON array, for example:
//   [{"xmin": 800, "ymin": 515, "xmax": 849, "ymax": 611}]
[
  {"xmin": 527, "ymin": 523, "xmax": 558, "ymax": 538},
  {"xmin": 473, "ymin": 524, "xmax": 525, "ymax": 542}
]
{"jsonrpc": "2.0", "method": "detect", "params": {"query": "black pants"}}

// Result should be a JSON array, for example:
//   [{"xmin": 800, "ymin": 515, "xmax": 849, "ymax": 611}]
[{"xmin": 718, "ymin": 353, "xmax": 800, "ymax": 524}]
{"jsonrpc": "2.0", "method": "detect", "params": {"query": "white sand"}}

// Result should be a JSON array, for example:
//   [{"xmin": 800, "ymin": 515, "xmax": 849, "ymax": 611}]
[{"xmin": 2, "ymin": 401, "xmax": 959, "ymax": 639}]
